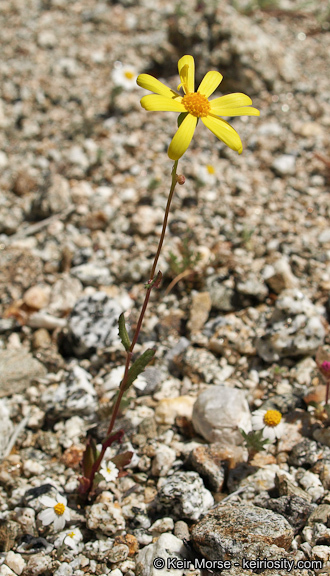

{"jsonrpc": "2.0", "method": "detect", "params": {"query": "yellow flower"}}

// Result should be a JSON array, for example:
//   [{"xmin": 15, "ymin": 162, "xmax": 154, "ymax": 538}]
[{"xmin": 137, "ymin": 55, "xmax": 260, "ymax": 161}]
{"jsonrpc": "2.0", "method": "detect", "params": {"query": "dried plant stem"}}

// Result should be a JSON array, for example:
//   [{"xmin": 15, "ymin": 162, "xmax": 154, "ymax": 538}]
[{"xmin": 86, "ymin": 160, "xmax": 179, "ymax": 494}]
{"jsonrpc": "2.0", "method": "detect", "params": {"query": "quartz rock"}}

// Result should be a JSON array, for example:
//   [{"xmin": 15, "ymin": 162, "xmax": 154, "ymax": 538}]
[
  {"xmin": 262, "ymin": 257, "xmax": 298, "ymax": 294},
  {"xmin": 240, "ymin": 464, "xmax": 293, "ymax": 494},
  {"xmin": 157, "ymin": 471, "xmax": 213, "ymax": 521},
  {"xmin": 205, "ymin": 314, "xmax": 256, "ymax": 356},
  {"xmin": 23, "ymin": 285, "xmax": 50, "ymax": 310},
  {"xmin": 48, "ymin": 274, "xmax": 83, "ymax": 314},
  {"xmin": 296, "ymin": 469, "xmax": 324, "ymax": 502},
  {"xmin": 24, "ymin": 553, "xmax": 52, "ymax": 575},
  {"xmin": 14, "ymin": 507, "xmax": 37, "ymax": 535},
  {"xmin": 65, "ymin": 292, "xmax": 123, "ymax": 357},
  {"xmin": 0, "ymin": 566, "xmax": 16, "ymax": 576},
  {"xmin": 312, "ymin": 545, "xmax": 330, "ymax": 563},
  {"xmin": 70, "ymin": 263, "xmax": 113, "ymax": 286},
  {"xmin": 27, "ymin": 312, "xmax": 67, "ymax": 330},
  {"xmin": 272, "ymin": 155, "xmax": 296, "ymax": 176},
  {"xmin": 192, "ymin": 385, "xmax": 251, "ymax": 445},
  {"xmin": 108, "ymin": 544, "xmax": 129, "ymax": 563},
  {"xmin": 236, "ymin": 272, "xmax": 268, "ymax": 302},
  {"xmin": 53, "ymin": 564, "xmax": 73, "ymax": 576},
  {"xmin": 149, "ymin": 517, "xmax": 174, "ymax": 535},
  {"xmin": 151, "ymin": 445, "xmax": 176, "ymax": 477},
  {"xmin": 87, "ymin": 499, "xmax": 125, "ymax": 535},
  {"xmin": 302, "ymin": 522, "xmax": 330, "ymax": 547},
  {"xmin": 187, "ymin": 291, "xmax": 211, "ymax": 334},
  {"xmin": 318, "ymin": 229, "xmax": 330, "ymax": 244},
  {"xmin": 155, "ymin": 396, "xmax": 195, "ymax": 426},
  {"xmin": 135, "ymin": 533, "xmax": 189, "ymax": 576},
  {"xmin": 206, "ymin": 274, "xmax": 236, "ymax": 311},
  {"xmin": 5, "ymin": 551, "xmax": 26, "ymax": 575}
]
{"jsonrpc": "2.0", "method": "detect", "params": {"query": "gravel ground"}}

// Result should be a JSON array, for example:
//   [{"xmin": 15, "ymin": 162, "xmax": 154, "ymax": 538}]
[{"xmin": 0, "ymin": 0, "xmax": 330, "ymax": 575}]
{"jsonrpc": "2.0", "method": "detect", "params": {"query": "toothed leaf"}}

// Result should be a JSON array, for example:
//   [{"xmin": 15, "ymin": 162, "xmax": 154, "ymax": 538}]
[
  {"xmin": 124, "ymin": 348, "xmax": 155, "ymax": 390},
  {"xmin": 240, "ymin": 429, "xmax": 270, "ymax": 451}
]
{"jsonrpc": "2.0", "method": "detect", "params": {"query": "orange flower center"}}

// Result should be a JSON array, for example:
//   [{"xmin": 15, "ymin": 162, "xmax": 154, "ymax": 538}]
[
  {"xmin": 263, "ymin": 410, "xmax": 282, "ymax": 427},
  {"xmin": 124, "ymin": 71, "xmax": 134, "ymax": 80},
  {"xmin": 182, "ymin": 92, "xmax": 210, "ymax": 117},
  {"xmin": 54, "ymin": 503, "xmax": 66, "ymax": 516}
]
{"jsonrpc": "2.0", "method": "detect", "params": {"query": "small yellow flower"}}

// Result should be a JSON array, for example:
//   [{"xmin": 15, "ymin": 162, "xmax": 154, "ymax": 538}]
[{"xmin": 137, "ymin": 55, "xmax": 260, "ymax": 160}]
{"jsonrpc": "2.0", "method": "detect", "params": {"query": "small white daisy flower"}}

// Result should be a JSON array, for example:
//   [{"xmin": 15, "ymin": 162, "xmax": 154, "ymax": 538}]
[
  {"xmin": 99, "ymin": 459, "xmax": 119, "ymax": 482},
  {"xmin": 64, "ymin": 526, "xmax": 83, "ymax": 549},
  {"xmin": 54, "ymin": 526, "xmax": 83, "ymax": 551},
  {"xmin": 38, "ymin": 493, "xmax": 70, "ymax": 531},
  {"xmin": 251, "ymin": 409, "xmax": 284, "ymax": 443},
  {"xmin": 112, "ymin": 62, "xmax": 137, "ymax": 90}
]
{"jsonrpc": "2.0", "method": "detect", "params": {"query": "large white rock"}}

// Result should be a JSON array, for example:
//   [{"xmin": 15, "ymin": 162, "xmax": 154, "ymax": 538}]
[{"xmin": 192, "ymin": 385, "xmax": 251, "ymax": 445}]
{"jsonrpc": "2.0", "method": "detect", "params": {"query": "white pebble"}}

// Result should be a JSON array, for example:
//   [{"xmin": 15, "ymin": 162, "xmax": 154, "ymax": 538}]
[{"xmin": 5, "ymin": 552, "xmax": 26, "ymax": 576}]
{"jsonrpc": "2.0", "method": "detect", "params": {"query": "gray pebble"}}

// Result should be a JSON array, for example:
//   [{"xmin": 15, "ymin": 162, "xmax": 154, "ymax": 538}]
[
  {"xmin": 157, "ymin": 471, "xmax": 213, "ymax": 521},
  {"xmin": 0, "ymin": 350, "xmax": 46, "ymax": 399}
]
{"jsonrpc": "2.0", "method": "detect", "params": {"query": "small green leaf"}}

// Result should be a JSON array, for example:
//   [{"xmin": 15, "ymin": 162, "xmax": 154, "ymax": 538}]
[
  {"xmin": 240, "ymin": 429, "xmax": 270, "ymax": 451},
  {"xmin": 144, "ymin": 270, "xmax": 162, "ymax": 289},
  {"xmin": 124, "ymin": 348, "xmax": 155, "ymax": 390},
  {"xmin": 118, "ymin": 313, "xmax": 131, "ymax": 352}
]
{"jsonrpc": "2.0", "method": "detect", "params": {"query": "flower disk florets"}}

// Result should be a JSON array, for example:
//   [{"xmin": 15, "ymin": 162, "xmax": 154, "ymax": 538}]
[
  {"xmin": 54, "ymin": 503, "xmax": 66, "ymax": 516},
  {"xmin": 182, "ymin": 92, "xmax": 210, "ymax": 117},
  {"xmin": 263, "ymin": 409, "xmax": 282, "ymax": 427}
]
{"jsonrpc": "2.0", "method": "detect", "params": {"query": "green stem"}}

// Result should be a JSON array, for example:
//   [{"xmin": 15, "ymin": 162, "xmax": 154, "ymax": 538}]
[{"xmin": 85, "ymin": 160, "xmax": 179, "ymax": 494}]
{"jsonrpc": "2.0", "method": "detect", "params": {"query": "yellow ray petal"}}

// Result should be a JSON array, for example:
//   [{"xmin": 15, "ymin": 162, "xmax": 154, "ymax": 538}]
[
  {"xmin": 137, "ymin": 74, "xmax": 179, "ymax": 98},
  {"xmin": 168, "ymin": 113, "xmax": 197, "ymax": 160},
  {"xmin": 211, "ymin": 106, "xmax": 260, "ymax": 117},
  {"xmin": 197, "ymin": 71, "xmax": 223, "ymax": 98},
  {"xmin": 140, "ymin": 95, "xmax": 185, "ymax": 112},
  {"xmin": 178, "ymin": 55, "xmax": 195, "ymax": 94},
  {"xmin": 202, "ymin": 115, "xmax": 243, "ymax": 154},
  {"xmin": 210, "ymin": 93, "xmax": 260, "ymax": 116}
]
